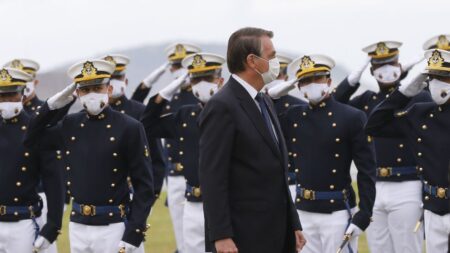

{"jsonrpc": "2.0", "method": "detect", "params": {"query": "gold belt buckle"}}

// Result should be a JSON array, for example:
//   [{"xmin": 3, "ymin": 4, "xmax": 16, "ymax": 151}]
[
  {"xmin": 81, "ymin": 205, "xmax": 96, "ymax": 216},
  {"xmin": 0, "ymin": 206, "xmax": 6, "ymax": 216},
  {"xmin": 379, "ymin": 167, "xmax": 392, "ymax": 177},
  {"xmin": 193, "ymin": 187, "xmax": 202, "ymax": 198},
  {"xmin": 437, "ymin": 187, "xmax": 447, "ymax": 199},
  {"xmin": 303, "ymin": 189, "xmax": 315, "ymax": 200},
  {"xmin": 175, "ymin": 163, "xmax": 184, "ymax": 172}
]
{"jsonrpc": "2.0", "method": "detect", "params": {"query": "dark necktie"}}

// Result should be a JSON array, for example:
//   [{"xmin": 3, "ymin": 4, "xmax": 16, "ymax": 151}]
[{"xmin": 255, "ymin": 93, "xmax": 278, "ymax": 144}]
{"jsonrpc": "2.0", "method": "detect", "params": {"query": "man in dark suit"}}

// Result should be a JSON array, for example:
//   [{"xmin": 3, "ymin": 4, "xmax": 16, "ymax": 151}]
[{"xmin": 198, "ymin": 27, "xmax": 306, "ymax": 253}]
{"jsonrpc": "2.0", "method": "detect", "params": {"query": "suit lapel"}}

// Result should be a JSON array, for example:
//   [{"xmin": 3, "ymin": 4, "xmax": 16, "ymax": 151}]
[{"xmin": 229, "ymin": 77, "xmax": 281, "ymax": 158}]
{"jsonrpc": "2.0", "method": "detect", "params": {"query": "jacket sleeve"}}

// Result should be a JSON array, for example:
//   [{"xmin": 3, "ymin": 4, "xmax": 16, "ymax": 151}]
[
  {"xmin": 350, "ymin": 112, "xmax": 377, "ymax": 230},
  {"xmin": 131, "ymin": 83, "xmax": 151, "ymax": 103},
  {"xmin": 365, "ymin": 89, "xmax": 413, "ymax": 138},
  {"xmin": 24, "ymin": 102, "xmax": 68, "ymax": 149},
  {"xmin": 149, "ymin": 139, "xmax": 166, "ymax": 199},
  {"xmin": 121, "ymin": 123, "xmax": 155, "ymax": 247},
  {"xmin": 199, "ymin": 99, "xmax": 235, "ymax": 242},
  {"xmin": 333, "ymin": 77, "xmax": 360, "ymax": 104},
  {"xmin": 140, "ymin": 96, "xmax": 177, "ymax": 139},
  {"xmin": 38, "ymin": 148, "xmax": 65, "ymax": 243}
]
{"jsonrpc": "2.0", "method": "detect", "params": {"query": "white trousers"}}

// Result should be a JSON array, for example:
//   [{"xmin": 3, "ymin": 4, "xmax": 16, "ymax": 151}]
[
  {"xmin": 69, "ymin": 222, "xmax": 144, "ymax": 253},
  {"xmin": 182, "ymin": 202, "xmax": 207, "ymax": 253},
  {"xmin": 366, "ymin": 181, "xmax": 423, "ymax": 253},
  {"xmin": 298, "ymin": 209, "xmax": 357, "ymax": 253},
  {"xmin": 289, "ymin": 185, "xmax": 297, "ymax": 203},
  {"xmin": 424, "ymin": 210, "xmax": 450, "ymax": 253},
  {"xmin": 0, "ymin": 219, "xmax": 35, "ymax": 253},
  {"xmin": 168, "ymin": 175, "xmax": 186, "ymax": 253},
  {"xmin": 37, "ymin": 192, "xmax": 58, "ymax": 253}
]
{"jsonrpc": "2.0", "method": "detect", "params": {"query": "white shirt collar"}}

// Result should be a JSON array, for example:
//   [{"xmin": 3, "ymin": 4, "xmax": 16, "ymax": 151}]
[{"xmin": 232, "ymin": 74, "xmax": 259, "ymax": 100}]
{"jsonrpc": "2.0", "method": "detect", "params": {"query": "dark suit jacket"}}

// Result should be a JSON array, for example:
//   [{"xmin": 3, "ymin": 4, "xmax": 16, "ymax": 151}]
[{"xmin": 198, "ymin": 76, "xmax": 302, "ymax": 253}]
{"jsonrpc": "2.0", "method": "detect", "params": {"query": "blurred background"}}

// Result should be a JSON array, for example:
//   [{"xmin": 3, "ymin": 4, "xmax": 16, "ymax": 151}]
[{"xmin": 1, "ymin": 0, "xmax": 447, "ymax": 252}]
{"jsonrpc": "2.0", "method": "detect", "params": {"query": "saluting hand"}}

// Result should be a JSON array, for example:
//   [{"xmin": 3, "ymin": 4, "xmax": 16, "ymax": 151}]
[
  {"xmin": 215, "ymin": 238, "xmax": 238, "ymax": 253},
  {"xmin": 295, "ymin": 230, "xmax": 306, "ymax": 252}
]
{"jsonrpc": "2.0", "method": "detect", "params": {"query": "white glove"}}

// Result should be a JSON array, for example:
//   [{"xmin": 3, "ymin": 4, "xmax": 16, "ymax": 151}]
[
  {"xmin": 47, "ymin": 83, "xmax": 76, "ymax": 110},
  {"xmin": 267, "ymin": 79, "xmax": 298, "ymax": 99},
  {"xmin": 399, "ymin": 73, "xmax": 428, "ymax": 97},
  {"xmin": 159, "ymin": 72, "xmax": 189, "ymax": 101},
  {"xmin": 347, "ymin": 56, "xmax": 371, "ymax": 86},
  {"xmin": 345, "ymin": 223, "xmax": 363, "ymax": 237},
  {"xmin": 33, "ymin": 236, "xmax": 51, "ymax": 252},
  {"xmin": 142, "ymin": 62, "xmax": 169, "ymax": 88},
  {"xmin": 403, "ymin": 56, "xmax": 425, "ymax": 73},
  {"xmin": 118, "ymin": 240, "xmax": 138, "ymax": 253}
]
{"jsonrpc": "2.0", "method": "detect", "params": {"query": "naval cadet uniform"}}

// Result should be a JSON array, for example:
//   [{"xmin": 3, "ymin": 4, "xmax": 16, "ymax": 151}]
[
  {"xmin": 24, "ymin": 60, "xmax": 155, "ymax": 253},
  {"xmin": 3, "ymin": 58, "xmax": 64, "ymax": 253},
  {"xmin": 366, "ymin": 49, "xmax": 450, "ymax": 253},
  {"xmin": 102, "ymin": 54, "xmax": 166, "ymax": 203},
  {"xmin": 278, "ymin": 55, "xmax": 376, "ymax": 253},
  {"xmin": 133, "ymin": 43, "xmax": 201, "ymax": 253},
  {"xmin": 0, "ymin": 67, "xmax": 64, "ymax": 252},
  {"xmin": 141, "ymin": 52, "xmax": 225, "ymax": 253},
  {"xmin": 334, "ymin": 41, "xmax": 432, "ymax": 252}
]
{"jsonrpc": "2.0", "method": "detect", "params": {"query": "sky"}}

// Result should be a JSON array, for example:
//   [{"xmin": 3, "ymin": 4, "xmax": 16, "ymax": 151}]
[{"xmin": 0, "ymin": 0, "xmax": 448, "ymax": 87}]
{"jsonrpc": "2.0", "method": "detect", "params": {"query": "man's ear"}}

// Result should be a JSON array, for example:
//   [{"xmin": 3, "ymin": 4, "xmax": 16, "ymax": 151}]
[
  {"xmin": 34, "ymin": 80, "xmax": 39, "ymax": 86},
  {"xmin": 246, "ymin": 54, "xmax": 256, "ymax": 69},
  {"xmin": 75, "ymin": 89, "xmax": 80, "ymax": 97},
  {"xmin": 125, "ymin": 78, "xmax": 129, "ymax": 86},
  {"xmin": 327, "ymin": 78, "xmax": 332, "ymax": 86}
]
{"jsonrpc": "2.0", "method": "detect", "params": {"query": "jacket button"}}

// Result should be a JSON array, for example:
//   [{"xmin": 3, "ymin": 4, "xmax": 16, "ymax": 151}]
[
  {"xmin": 16, "ymin": 182, "xmax": 21, "ymax": 187},
  {"xmin": 21, "ymin": 166, "xmax": 27, "ymax": 172}
]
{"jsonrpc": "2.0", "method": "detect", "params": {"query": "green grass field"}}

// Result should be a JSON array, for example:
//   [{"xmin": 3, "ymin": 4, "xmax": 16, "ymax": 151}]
[{"xmin": 56, "ymin": 191, "xmax": 370, "ymax": 253}]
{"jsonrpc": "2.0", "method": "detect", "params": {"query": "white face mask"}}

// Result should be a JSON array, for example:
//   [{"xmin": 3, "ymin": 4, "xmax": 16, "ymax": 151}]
[
  {"xmin": 0, "ymin": 101, "xmax": 23, "ymax": 119},
  {"xmin": 254, "ymin": 56, "xmax": 280, "ymax": 84},
  {"xmin": 300, "ymin": 82, "xmax": 330, "ymax": 104},
  {"xmin": 263, "ymin": 79, "xmax": 283, "ymax": 93},
  {"xmin": 191, "ymin": 80, "xmax": 220, "ymax": 103},
  {"xmin": 110, "ymin": 79, "xmax": 126, "ymax": 98},
  {"xmin": 373, "ymin": 65, "xmax": 402, "ymax": 85},
  {"xmin": 429, "ymin": 79, "xmax": 450, "ymax": 105},
  {"xmin": 24, "ymin": 81, "xmax": 35, "ymax": 98},
  {"xmin": 79, "ymin": 92, "xmax": 109, "ymax": 115}
]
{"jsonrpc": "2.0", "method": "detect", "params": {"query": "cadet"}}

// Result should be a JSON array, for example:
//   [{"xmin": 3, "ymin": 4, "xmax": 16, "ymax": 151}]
[
  {"xmin": 264, "ymin": 53, "xmax": 306, "ymax": 200},
  {"xmin": 102, "ymin": 54, "xmax": 166, "ymax": 202},
  {"xmin": 334, "ymin": 41, "xmax": 431, "ymax": 253},
  {"xmin": 133, "ymin": 43, "xmax": 201, "ymax": 253},
  {"xmin": 365, "ymin": 49, "xmax": 450, "ymax": 253},
  {"xmin": 24, "ymin": 60, "xmax": 154, "ymax": 253},
  {"xmin": 0, "ymin": 67, "xmax": 64, "ymax": 252},
  {"xmin": 141, "ymin": 52, "xmax": 225, "ymax": 253},
  {"xmin": 4, "ymin": 58, "xmax": 63, "ymax": 253},
  {"xmin": 269, "ymin": 54, "xmax": 376, "ymax": 253}
]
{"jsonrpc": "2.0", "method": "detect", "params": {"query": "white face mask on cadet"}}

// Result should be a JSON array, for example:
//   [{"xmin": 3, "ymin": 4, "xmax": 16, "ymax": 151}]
[
  {"xmin": 24, "ymin": 81, "xmax": 35, "ymax": 98},
  {"xmin": 192, "ymin": 81, "xmax": 219, "ymax": 103},
  {"xmin": 300, "ymin": 83, "xmax": 330, "ymax": 104},
  {"xmin": 110, "ymin": 79, "xmax": 126, "ymax": 98},
  {"xmin": 79, "ymin": 92, "xmax": 109, "ymax": 115},
  {"xmin": 429, "ymin": 79, "xmax": 450, "ymax": 105},
  {"xmin": 0, "ymin": 101, "xmax": 23, "ymax": 119},
  {"xmin": 373, "ymin": 65, "xmax": 402, "ymax": 84},
  {"xmin": 254, "ymin": 56, "xmax": 280, "ymax": 84}
]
